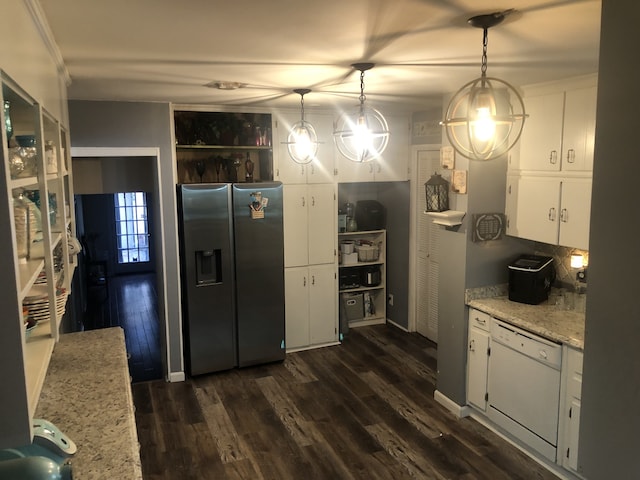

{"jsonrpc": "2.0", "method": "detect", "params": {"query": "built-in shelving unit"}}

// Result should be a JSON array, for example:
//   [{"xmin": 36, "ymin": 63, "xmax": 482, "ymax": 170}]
[
  {"xmin": 0, "ymin": 73, "xmax": 76, "ymax": 448},
  {"xmin": 338, "ymin": 229, "xmax": 386, "ymax": 327}
]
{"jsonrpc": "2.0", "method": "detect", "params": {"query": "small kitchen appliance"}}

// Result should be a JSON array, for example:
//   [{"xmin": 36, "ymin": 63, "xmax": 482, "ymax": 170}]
[
  {"xmin": 508, "ymin": 254, "xmax": 555, "ymax": 305},
  {"xmin": 361, "ymin": 265, "xmax": 381, "ymax": 287},
  {"xmin": 355, "ymin": 200, "xmax": 385, "ymax": 231}
]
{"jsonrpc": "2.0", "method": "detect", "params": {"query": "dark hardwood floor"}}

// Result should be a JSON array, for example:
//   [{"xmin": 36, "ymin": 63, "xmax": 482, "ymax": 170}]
[
  {"xmin": 132, "ymin": 325, "xmax": 559, "ymax": 480},
  {"xmin": 83, "ymin": 272, "xmax": 163, "ymax": 383}
]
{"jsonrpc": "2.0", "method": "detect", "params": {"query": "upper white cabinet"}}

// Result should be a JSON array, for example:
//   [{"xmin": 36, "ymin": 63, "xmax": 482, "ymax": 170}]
[
  {"xmin": 0, "ymin": 76, "xmax": 75, "ymax": 448},
  {"xmin": 507, "ymin": 175, "xmax": 591, "ymax": 250},
  {"xmin": 334, "ymin": 113, "xmax": 410, "ymax": 183},
  {"xmin": 274, "ymin": 111, "xmax": 335, "ymax": 184},
  {"xmin": 517, "ymin": 78, "xmax": 597, "ymax": 173},
  {"xmin": 283, "ymin": 183, "xmax": 336, "ymax": 267},
  {"xmin": 507, "ymin": 75, "xmax": 596, "ymax": 250}
]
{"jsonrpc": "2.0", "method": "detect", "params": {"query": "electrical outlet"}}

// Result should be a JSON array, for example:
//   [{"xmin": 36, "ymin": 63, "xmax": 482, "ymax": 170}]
[
  {"xmin": 576, "ymin": 269, "xmax": 587, "ymax": 283},
  {"xmin": 388, "ymin": 294, "xmax": 394, "ymax": 306}
]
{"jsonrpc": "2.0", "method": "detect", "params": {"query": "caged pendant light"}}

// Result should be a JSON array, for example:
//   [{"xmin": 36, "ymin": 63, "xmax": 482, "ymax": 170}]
[
  {"xmin": 285, "ymin": 88, "xmax": 319, "ymax": 164},
  {"xmin": 333, "ymin": 63, "xmax": 389, "ymax": 163},
  {"xmin": 441, "ymin": 10, "xmax": 527, "ymax": 161}
]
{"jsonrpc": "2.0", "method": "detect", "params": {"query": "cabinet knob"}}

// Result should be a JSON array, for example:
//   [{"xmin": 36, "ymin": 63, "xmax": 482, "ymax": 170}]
[
  {"xmin": 475, "ymin": 317, "xmax": 486, "ymax": 325},
  {"xmin": 303, "ymin": 276, "xmax": 307, "ymax": 287},
  {"xmin": 311, "ymin": 275, "xmax": 316, "ymax": 285},
  {"xmin": 469, "ymin": 339, "xmax": 475, "ymax": 352},
  {"xmin": 548, "ymin": 207, "xmax": 556, "ymax": 221},
  {"xmin": 560, "ymin": 208, "xmax": 568, "ymax": 223},
  {"xmin": 311, "ymin": 196, "xmax": 315, "ymax": 207},
  {"xmin": 567, "ymin": 149, "xmax": 576, "ymax": 163},
  {"xmin": 301, "ymin": 196, "xmax": 305, "ymax": 207},
  {"xmin": 549, "ymin": 150, "xmax": 558, "ymax": 164}
]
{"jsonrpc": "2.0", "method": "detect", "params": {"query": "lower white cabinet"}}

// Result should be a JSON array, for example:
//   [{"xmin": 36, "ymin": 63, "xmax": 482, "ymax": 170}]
[
  {"xmin": 467, "ymin": 308, "xmax": 491, "ymax": 411},
  {"xmin": 559, "ymin": 346, "xmax": 584, "ymax": 473},
  {"xmin": 285, "ymin": 264, "xmax": 338, "ymax": 351}
]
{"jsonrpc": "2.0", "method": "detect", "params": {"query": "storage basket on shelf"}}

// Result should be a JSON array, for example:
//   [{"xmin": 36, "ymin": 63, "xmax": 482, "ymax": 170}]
[{"xmin": 356, "ymin": 243, "xmax": 380, "ymax": 262}]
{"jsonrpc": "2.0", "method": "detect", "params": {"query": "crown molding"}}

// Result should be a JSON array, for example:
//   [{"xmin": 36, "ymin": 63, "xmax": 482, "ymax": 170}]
[{"xmin": 23, "ymin": 0, "xmax": 71, "ymax": 86}]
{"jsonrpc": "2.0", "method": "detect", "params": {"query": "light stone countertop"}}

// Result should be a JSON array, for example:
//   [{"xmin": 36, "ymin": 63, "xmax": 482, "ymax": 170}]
[
  {"xmin": 36, "ymin": 327, "xmax": 143, "ymax": 479},
  {"xmin": 467, "ymin": 295, "xmax": 586, "ymax": 350}
]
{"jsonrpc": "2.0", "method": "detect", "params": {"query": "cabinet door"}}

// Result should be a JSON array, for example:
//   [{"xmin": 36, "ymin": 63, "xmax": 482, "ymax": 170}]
[
  {"xmin": 274, "ymin": 111, "xmax": 308, "ymax": 184},
  {"xmin": 562, "ymin": 86, "xmax": 597, "ymax": 172},
  {"xmin": 375, "ymin": 114, "xmax": 410, "ymax": 182},
  {"xmin": 283, "ymin": 185, "xmax": 309, "ymax": 267},
  {"xmin": 305, "ymin": 112, "xmax": 335, "ymax": 184},
  {"xmin": 505, "ymin": 174, "xmax": 519, "ymax": 236},
  {"xmin": 514, "ymin": 176, "xmax": 561, "ymax": 245},
  {"xmin": 307, "ymin": 184, "xmax": 336, "ymax": 265},
  {"xmin": 335, "ymin": 151, "xmax": 375, "ymax": 182},
  {"xmin": 308, "ymin": 264, "xmax": 337, "ymax": 345},
  {"xmin": 519, "ymin": 92, "xmax": 564, "ymax": 172},
  {"xmin": 284, "ymin": 267, "xmax": 310, "ymax": 349},
  {"xmin": 467, "ymin": 327, "xmax": 490, "ymax": 411},
  {"xmin": 559, "ymin": 178, "xmax": 592, "ymax": 250}
]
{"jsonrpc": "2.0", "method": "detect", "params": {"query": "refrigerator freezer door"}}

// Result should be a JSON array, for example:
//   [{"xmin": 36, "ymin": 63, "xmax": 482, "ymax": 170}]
[
  {"xmin": 232, "ymin": 183, "xmax": 286, "ymax": 367},
  {"xmin": 178, "ymin": 184, "xmax": 236, "ymax": 375}
]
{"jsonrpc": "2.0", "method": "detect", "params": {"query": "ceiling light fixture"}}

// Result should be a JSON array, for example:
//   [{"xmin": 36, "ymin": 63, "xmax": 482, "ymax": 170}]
[
  {"xmin": 284, "ymin": 88, "xmax": 318, "ymax": 165},
  {"xmin": 206, "ymin": 81, "xmax": 247, "ymax": 90},
  {"xmin": 441, "ymin": 10, "xmax": 526, "ymax": 161},
  {"xmin": 333, "ymin": 63, "xmax": 389, "ymax": 163}
]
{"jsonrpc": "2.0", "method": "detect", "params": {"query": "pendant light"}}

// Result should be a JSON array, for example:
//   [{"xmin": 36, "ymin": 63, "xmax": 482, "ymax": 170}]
[
  {"xmin": 441, "ymin": 11, "xmax": 526, "ymax": 161},
  {"xmin": 286, "ymin": 88, "xmax": 318, "ymax": 164},
  {"xmin": 333, "ymin": 63, "xmax": 389, "ymax": 163}
]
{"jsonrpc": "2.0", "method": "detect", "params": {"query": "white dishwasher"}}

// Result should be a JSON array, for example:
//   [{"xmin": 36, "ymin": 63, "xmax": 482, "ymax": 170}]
[{"xmin": 487, "ymin": 319, "xmax": 562, "ymax": 461}]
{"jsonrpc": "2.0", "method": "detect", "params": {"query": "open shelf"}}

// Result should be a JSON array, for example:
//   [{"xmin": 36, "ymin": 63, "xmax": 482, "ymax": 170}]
[{"xmin": 425, "ymin": 210, "xmax": 466, "ymax": 226}]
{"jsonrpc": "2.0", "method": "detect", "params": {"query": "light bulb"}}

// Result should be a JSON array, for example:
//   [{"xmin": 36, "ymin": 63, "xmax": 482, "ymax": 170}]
[
  {"xmin": 473, "ymin": 107, "xmax": 496, "ymax": 141},
  {"xmin": 571, "ymin": 254, "xmax": 584, "ymax": 269}
]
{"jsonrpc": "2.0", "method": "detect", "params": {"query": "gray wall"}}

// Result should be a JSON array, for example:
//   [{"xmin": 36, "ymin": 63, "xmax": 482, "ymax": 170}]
[
  {"xmin": 338, "ymin": 181, "xmax": 410, "ymax": 328},
  {"xmin": 68, "ymin": 100, "xmax": 182, "ymax": 377},
  {"xmin": 435, "ymin": 151, "xmax": 531, "ymax": 404},
  {"xmin": 579, "ymin": 1, "xmax": 640, "ymax": 477}
]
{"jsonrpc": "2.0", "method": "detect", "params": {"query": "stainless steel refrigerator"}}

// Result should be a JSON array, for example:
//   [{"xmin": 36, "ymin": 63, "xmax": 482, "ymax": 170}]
[{"xmin": 177, "ymin": 182, "xmax": 285, "ymax": 376}]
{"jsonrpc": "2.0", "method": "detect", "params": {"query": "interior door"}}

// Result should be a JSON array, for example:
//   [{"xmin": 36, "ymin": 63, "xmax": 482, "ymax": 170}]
[{"xmin": 415, "ymin": 148, "xmax": 441, "ymax": 342}]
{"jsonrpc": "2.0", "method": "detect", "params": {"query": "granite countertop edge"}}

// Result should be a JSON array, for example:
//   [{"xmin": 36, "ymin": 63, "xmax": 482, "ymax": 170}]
[
  {"xmin": 36, "ymin": 327, "xmax": 143, "ymax": 479},
  {"xmin": 466, "ymin": 285, "xmax": 585, "ymax": 351}
]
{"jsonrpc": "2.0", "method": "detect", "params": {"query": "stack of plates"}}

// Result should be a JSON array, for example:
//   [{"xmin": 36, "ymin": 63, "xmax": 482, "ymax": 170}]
[{"xmin": 23, "ymin": 285, "xmax": 68, "ymax": 323}]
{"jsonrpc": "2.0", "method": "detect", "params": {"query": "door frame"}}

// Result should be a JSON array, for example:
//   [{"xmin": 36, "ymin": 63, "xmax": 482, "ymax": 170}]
[{"xmin": 71, "ymin": 147, "xmax": 172, "ymax": 380}]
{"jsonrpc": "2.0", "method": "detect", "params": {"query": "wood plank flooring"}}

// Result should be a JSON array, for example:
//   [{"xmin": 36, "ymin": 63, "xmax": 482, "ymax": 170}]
[
  {"xmin": 83, "ymin": 272, "xmax": 163, "ymax": 382},
  {"xmin": 132, "ymin": 325, "xmax": 560, "ymax": 480}
]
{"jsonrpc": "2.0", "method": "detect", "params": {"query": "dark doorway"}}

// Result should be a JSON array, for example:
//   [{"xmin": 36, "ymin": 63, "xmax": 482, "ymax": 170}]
[{"xmin": 76, "ymin": 193, "xmax": 162, "ymax": 382}]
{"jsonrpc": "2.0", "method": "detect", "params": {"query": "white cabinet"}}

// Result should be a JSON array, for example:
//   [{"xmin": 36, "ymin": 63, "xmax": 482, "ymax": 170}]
[
  {"xmin": 283, "ymin": 183, "xmax": 337, "ymax": 351},
  {"xmin": 335, "ymin": 113, "xmax": 410, "ymax": 183},
  {"xmin": 283, "ymin": 183, "xmax": 336, "ymax": 267},
  {"xmin": 519, "ymin": 84, "xmax": 597, "ymax": 172},
  {"xmin": 274, "ymin": 110, "xmax": 335, "ymax": 184},
  {"xmin": 467, "ymin": 308, "xmax": 491, "ymax": 411},
  {"xmin": 0, "ymin": 77, "xmax": 75, "ymax": 448},
  {"xmin": 559, "ymin": 347, "xmax": 583, "ymax": 473},
  {"xmin": 285, "ymin": 264, "xmax": 338, "ymax": 351},
  {"xmin": 338, "ymin": 229, "xmax": 386, "ymax": 326},
  {"xmin": 507, "ymin": 175, "xmax": 591, "ymax": 250}
]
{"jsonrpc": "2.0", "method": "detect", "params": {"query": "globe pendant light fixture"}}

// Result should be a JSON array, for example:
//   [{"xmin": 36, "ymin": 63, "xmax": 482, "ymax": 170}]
[
  {"xmin": 333, "ymin": 63, "xmax": 390, "ymax": 163},
  {"xmin": 442, "ymin": 11, "xmax": 526, "ymax": 161},
  {"xmin": 286, "ymin": 88, "xmax": 318, "ymax": 164}
]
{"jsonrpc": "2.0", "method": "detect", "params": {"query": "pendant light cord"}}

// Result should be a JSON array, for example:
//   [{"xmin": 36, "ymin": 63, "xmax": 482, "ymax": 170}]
[
  {"xmin": 481, "ymin": 27, "xmax": 489, "ymax": 78},
  {"xmin": 299, "ymin": 92, "xmax": 306, "ymax": 122},
  {"xmin": 359, "ymin": 69, "xmax": 367, "ymax": 106}
]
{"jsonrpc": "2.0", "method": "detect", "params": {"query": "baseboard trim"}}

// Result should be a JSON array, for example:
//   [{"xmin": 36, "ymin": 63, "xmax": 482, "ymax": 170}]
[
  {"xmin": 168, "ymin": 371, "xmax": 185, "ymax": 383},
  {"xmin": 434, "ymin": 390, "xmax": 471, "ymax": 418},
  {"xmin": 286, "ymin": 341, "xmax": 341, "ymax": 354},
  {"xmin": 386, "ymin": 319, "xmax": 409, "ymax": 332}
]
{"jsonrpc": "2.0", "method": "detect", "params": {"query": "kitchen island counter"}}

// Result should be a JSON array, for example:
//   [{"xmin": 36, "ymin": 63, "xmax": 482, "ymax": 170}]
[
  {"xmin": 36, "ymin": 327, "xmax": 142, "ymax": 479},
  {"xmin": 467, "ymin": 291, "xmax": 585, "ymax": 350}
]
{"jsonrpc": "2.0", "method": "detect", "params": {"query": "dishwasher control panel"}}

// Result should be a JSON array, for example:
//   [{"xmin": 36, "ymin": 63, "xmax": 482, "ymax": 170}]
[{"xmin": 491, "ymin": 319, "xmax": 562, "ymax": 369}]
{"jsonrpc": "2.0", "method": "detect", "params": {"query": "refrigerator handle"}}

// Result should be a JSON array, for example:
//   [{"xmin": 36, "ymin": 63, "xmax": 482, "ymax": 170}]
[{"xmin": 195, "ymin": 249, "xmax": 222, "ymax": 286}]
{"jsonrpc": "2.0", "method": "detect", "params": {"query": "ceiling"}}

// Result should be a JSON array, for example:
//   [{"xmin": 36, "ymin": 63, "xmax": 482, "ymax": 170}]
[{"xmin": 38, "ymin": 0, "xmax": 602, "ymax": 113}]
